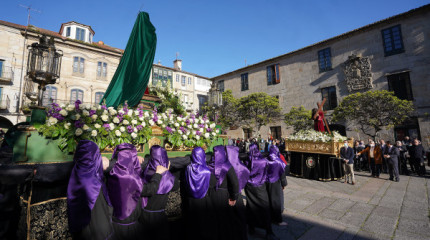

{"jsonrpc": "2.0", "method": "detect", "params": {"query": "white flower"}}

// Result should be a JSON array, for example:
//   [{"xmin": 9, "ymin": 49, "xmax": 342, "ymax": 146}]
[
  {"xmin": 94, "ymin": 123, "xmax": 101, "ymax": 129},
  {"xmin": 162, "ymin": 124, "xmax": 166, "ymax": 128},
  {"xmin": 174, "ymin": 123, "xmax": 179, "ymax": 127},
  {"xmin": 192, "ymin": 130, "xmax": 196, "ymax": 135},
  {"xmin": 97, "ymin": 105, "xmax": 102, "ymax": 110},
  {"xmin": 142, "ymin": 122, "xmax": 146, "ymax": 127},
  {"xmin": 144, "ymin": 111, "xmax": 149, "ymax": 117},
  {"xmin": 199, "ymin": 128, "xmax": 204, "ymax": 133},
  {"xmin": 204, "ymin": 133, "xmax": 210, "ymax": 139},
  {"xmin": 91, "ymin": 130, "xmax": 97, "ymax": 137},
  {"xmin": 118, "ymin": 109, "xmax": 125, "ymax": 115},
  {"xmin": 84, "ymin": 104, "xmax": 91, "ymax": 110},
  {"xmin": 109, "ymin": 123, "xmax": 115, "ymax": 130},
  {"xmin": 82, "ymin": 110, "xmax": 89, "ymax": 117},
  {"xmin": 139, "ymin": 117, "xmax": 144, "ymax": 121},
  {"xmin": 205, "ymin": 119, "xmax": 209, "ymax": 123},
  {"xmin": 75, "ymin": 128, "xmax": 83, "ymax": 136},
  {"xmin": 75, "ymin": 114, "xmax": 81, "ymax": 120},
  {"xmin": 91, "ymin": 115, "xmax": 98, "ymax": 121},
  {"xmin": 193, "ymin": 123, "xmax": 198, "ymax": 129},
  {"xmin": 59, "ymin": 109, "xmax": 68, "ymax": 116},
  {"xmin": 64, "ymin": 123, "xmax": 71, "ymax": 129},
  {"xmin": 210, "ymin": 123, "xmax": 216, "ymax": 129},
  {"xmin": 127, "ymin": 110, "xmax": 133, "ymax": 117},
  {"xmin": 177, "ymin": 117, "xmax": 182, "ymax": 121},
  {"xmin": 216, "ymin": 129, "xmax": 220, "ymax": 134},
  {"xmin": 83, "ymin": 124, "xmax": 90, "ymax": 131},
  {"xmin": 48, "ymin": 117, "xmax": 58, "ymax": 125},
  {"xmin": 133, "ymin": 127, "xmax": 138, "ymax": 133},
  {"xmin": 66, "ymin": 104, "xmax": 74, "ymax": 111},
  {"xmin": 195, "ymin": 135, "xmax": 200, "ymax": 140},
  {"xmin": 181, "ymin": 122, "xmax": 185, "ymax": 126},
  {"xmin": 90, "ymin": 106, "xmax": 97, "ymax": 111},
  {"xmin": 157, "ymin": 120, "xmax": 163, "ymax": 125},
  {"xmin": 134, "ymin": 110, "xmax": 140, "ymax": 116},
  {"xmin": 115, "ymin": 130, "xmax": 121, "ymax": 136},
  {"xmin": 113, "ymin": 117, "xmax": 120, "ymax": 124},
  {"xmin": 103, "ymin": 110, "xmax": 108, "ymax": 115},
  {"xmin": 204, "ymin": 124, "xmax": 208, "ymax": 129},
  {"xmin": 212, "ymin": 132, "xmax": 216, "ymax": 136},
  {"xmin": 131, "ymin": 119, "xmax": 138, "ymax": 125},
  {"xmin": 60, "ymin": 104, "xmax": 65, "ymax": 108},
  {"xmin": 131, "ymin": 132, "xmax": 137, "ymax": 139},
  {"xmin": 101, "ymin": 115, "xmax": 109, "ymax": 122},
  {"xmin": 123, "ymin": 120, "xmax": 130, "ymax": 125},
  {"xmin": 108, "ymin": 107, "xmax": 117, "ymax": 116},
  {"xmin": 182, "ymin": 135, "xmax": 188, "ymax": 140},
  {"xmin": 120, "ymin": 126, "xmax": 125, "ymax": 132}
]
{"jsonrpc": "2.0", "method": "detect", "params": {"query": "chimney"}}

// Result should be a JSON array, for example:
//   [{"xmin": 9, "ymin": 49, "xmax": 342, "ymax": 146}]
[
  {"xmin": 173, "ymin": 59, "xmax": 182, "ymax": 70},
  {"xmin": 98, "ymin": 40, "xmax": 104, "ymax": 45}
]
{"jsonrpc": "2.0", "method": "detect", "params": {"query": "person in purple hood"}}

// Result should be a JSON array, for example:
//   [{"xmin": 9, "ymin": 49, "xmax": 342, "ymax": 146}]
[
  {"xmin": 184, "ymin": 147, "xmax": 216, "ymax": 240},
  {"xmin": 67, "ymin": 140, "xmax": 113, "ymax": 240},
  {"xmin": 207, "ymin": 145, "xmax": 239, "ymax": 240},
  {"xmin": 106, "ymin": 143, "xmax": 145, "ymax": 240},
  {"xmin": 245, "ymin": 143, "xmax": 280, "ymax": 240},
  {"xmin": 225, "ymin": 145, "xmax": 250, "ymax": 240},
  {"xmin": 267, "ymin": 145, "xmax": 288, "ymax": 226},
  {"xmin": 139, "ymin": 145, "xmax": 176, "ymax": 240}
]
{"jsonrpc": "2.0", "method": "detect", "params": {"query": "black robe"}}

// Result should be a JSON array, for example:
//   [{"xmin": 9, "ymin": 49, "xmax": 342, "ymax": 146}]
[
  {"xmin": 139, "ymin": 173, "xmax": 179, "ymax": 240},
  {"xmin": 267, "ymin": 170, "xmax": 287, "ymax": 224},
  {"xmin": 231, "ymin": 193, "xmax": 248, "ymax": 240},
  {"xmin": 245, "ymin": 183, "xmax": 272, "ymax": 233},
  {"xmin": 208, "ymin": 167, "xmax": 239, "ymax": 240},
  {"xmin": 72, "ymin": 191, "xmax": 114, "ymax": 240}
]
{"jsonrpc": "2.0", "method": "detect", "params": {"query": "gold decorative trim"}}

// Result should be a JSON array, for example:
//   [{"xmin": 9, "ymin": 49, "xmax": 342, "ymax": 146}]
[
  {"xmin": 164, "ymin": 143, "xmax": 207, "ymax": 152},
  {"xmin": 20, "ymin": 196, "xmax": 67, "ymax": 207},
  {"xmin": 151, "ymin": 125, "xmax": 164, "ymax": 136},
  {"xmin": 285, "ymin": 139, "xmax": 353, "ymax": 157},
  {"xmin": 148, "ymin": 137, "xmax": 161, "ymax": 150}
]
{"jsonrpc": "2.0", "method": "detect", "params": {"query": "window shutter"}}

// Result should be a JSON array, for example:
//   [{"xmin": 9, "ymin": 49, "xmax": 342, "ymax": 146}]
[
  {"xmin": 80, "ymin": 58, "xmax": 85, "ymax": 73},
  {"xmin": 275, "ymin": 64, "xmax": 280, "ymax": 83}
]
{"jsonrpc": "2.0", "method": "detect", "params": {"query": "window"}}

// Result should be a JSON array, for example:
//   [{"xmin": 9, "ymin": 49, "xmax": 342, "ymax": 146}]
[
  {"xmin": 321, "ymin": 86, "xmax": 337, "ymax": 110},
  {"xmin": 188, "ymin": 77, "xmax": 192, "ymax": 85},
  {"xmin": 267, "ymin": 64, "xmax": 280, "ymax": 85},
  {"xmin": 270, "ymin": 126, "xmax": 282, "ymax": 140},
  {"xmin": 42, "ymin": 86, "xmax": 57, "ymax": 106},
  {"xmin": 218, "ymin": 80, "xmax": 224, "ymax": 92},
  {"xmin": 243, "ymin": 128, "xmax": 252, "ymax": 139},
  {"xmin": 387, "ymin": 72, "xmax": 413, "ymax": 100},
  {"xmin": 95, "ymin": 92, "xmax": 104, "ymax": 104},
  {"xmin": 176, "ymin": 75, "xmax": 179, "ymax": 82},
  {"xmin": 73, "ymin": 57, "xmax": 85, "ymax": 74},
  {"xmin": 66, "ymin": 27, "xmax": 71, "ymax": 37},
  {"xmin": 76, "ymin": 27, "xmax": 86, "ymax": 41},
  {"xmin": 197, "ymin": 94, "xmax": 208, "ymax": 114},
  {"xmin": 241, "ymin": 73, "xmax": 249, "ymax": 91},
  {"xmin": 152, "ymin": 67, "xmax": 172, "ymax": 88},
  {"xmin": 97, "ymin": 62, "xmax": 107, "ymax": 78},
  {"xmin": 382, "ymin": 25, "xmax": 404, "ymax": 56},
  {"xmin": 318, "ymin": 48, "xmax": 332, "ymax": 72},
  {"xmin": 181, "ymin": 76, "xmax": 186, "ymax": 86},
  {"xmin": 70, "ymin": 89, "xmax": 84, "ymax": 103},
  {"xmin": 0, "ymin": 60, "xmax": 3, "ymax": 78}
]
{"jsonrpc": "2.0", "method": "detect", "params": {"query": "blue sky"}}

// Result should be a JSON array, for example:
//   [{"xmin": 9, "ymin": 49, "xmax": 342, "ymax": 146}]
[{"xmin": 1, "ymin": 0, "xmax": 429, "ymax": 78}]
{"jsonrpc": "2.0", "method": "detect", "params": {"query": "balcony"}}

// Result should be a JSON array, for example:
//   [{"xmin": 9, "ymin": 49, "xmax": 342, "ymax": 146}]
[
  {"xmin": 0, "ymin": 66, "xmax": 13, "ymax": 84},
  {"xmin": 0, "ymin": 95, "xmax": 10, "ymax": 110}
]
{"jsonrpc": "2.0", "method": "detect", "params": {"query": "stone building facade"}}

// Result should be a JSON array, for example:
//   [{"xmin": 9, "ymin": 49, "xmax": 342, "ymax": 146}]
[
  {"xmin": 0, "ymin": 20, "xmax": 122, "ymax": 127},
  {"xmin": 211, "ymin": 4, "xmax": 430, "ymax": 147},
  {"xmin": 149, "ymin": 59, "xmax": 212, "ymax": 113}
]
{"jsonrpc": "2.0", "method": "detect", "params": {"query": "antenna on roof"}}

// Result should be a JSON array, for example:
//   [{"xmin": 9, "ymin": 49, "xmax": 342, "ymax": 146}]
[
  {"xmin": 176, "ymin": 52, "xmax": 179, "ymax": 60},
  {"xmin": 19, "ymin": 4, "xmax": 41, "ymax": 28}
]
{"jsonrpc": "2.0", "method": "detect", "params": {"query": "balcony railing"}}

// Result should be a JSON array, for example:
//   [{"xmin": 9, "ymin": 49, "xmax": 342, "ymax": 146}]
[
  {"xmin": 0, "ymin": 66, "xmax": 13, "ymax": 84},
  {"xmin": 0, "ymin": 95, "xmax": 10, "ymax": 110}
]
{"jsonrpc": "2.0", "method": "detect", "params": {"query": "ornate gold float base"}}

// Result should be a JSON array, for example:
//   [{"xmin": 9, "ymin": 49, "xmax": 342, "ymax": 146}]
[{"xmin": 285, "ymin": 139, "xmax": 353, "ymax": 157}]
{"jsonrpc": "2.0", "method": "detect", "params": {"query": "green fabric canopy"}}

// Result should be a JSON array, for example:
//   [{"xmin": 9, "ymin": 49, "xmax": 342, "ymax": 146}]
[{"xmin": 101, "ymin": 12, "xmax": 157, "ymax": 107}]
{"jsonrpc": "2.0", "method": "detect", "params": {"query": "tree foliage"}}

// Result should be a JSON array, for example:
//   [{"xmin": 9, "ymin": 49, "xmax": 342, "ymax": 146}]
[
  {"xmin": 203, "ymin": 90, "xmax": 238, "ymax": 130},
  {"xmin": 237, "ymin": 92, "xmax": 282, "ymax": 136},
  {"xmin": 332, "ymin": 90, "xmax": 414, "ymax": 139},
  {"xmin": 149, "ymin": 81, "xmax": 186, "ymax": 115},
  {"xmin": 284, "ymin": 106, "xmax": 313, "ymax": 133}
]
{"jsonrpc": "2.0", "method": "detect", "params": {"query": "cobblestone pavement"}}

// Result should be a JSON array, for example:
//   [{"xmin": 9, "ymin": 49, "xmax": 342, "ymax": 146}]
[{"xmin": 249, "ymin": 168, "xmax": 430, "ymax": 240}]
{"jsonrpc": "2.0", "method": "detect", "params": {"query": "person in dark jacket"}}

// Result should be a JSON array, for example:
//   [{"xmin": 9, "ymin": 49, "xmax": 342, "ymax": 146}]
[
  {"xmin": 409, "ymin": 139, "xmax": 426, "ymax": 176},
  {"xmin": 395, "ymin": 141, "xmax": 408, "ymax": 175},
  {"xmin": 340, "ymin": 140, "xmax": 355, "ymax": 185},
  {"xmin": 384, "ymin": 141, "xmax": 400, "ymax": 182}
]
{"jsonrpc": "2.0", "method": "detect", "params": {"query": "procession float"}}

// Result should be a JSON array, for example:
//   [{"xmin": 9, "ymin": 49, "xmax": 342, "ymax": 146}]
[
  {"xmin": 285, "ymin": 99, "xmax": 352, "ymax": 181},
  {"xmin": 0, "ymin": 12, "xmax": 224, "ymax": 239}
]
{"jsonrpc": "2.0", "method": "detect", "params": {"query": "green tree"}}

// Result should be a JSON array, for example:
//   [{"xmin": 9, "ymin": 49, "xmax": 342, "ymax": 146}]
[
  {"xmin": 237, "ymin": 92, "xmax": 282, "ymax": 137},
  {"xmin": 284, "ymin": 106, "xmax": 313, "ymax": 133},
  {"xmin": 149, "ymin": 81, "xmax": 186, "ymax": 115},
  {"xmin": 203, "ymin": 89, "xmax": 239, "ymax": 130},
  {"xmin": 332, "ymin": 90, "xmax": 414, "ymax": 139}
]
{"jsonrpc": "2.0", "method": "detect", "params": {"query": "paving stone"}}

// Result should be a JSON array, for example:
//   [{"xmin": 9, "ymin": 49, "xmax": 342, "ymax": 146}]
[
  {"xmin": 303, "ymin": 197, "xmax": 335, "ymax": 215},
  {"xmin": 318, "ymin": 208, "xmax": 345, "ymax": 221},
  {"xmin": 339, "ymin": 212, "xmax": 368, "ymax": 227},
  {"xmin": 287, "ymin": 198, "xmax": 315, "ymax": 212},
  {"xmin": 401, "ymin": 200, "xmax": 428, "ymax": 210},
  {"xmin": 298, "ymin": 225, "xmax": 344, "ymax": 240},
  {"xmin": 396, "ymin": 217, "xmax": 430, "ymax": 237},
  {"xmin": 353, "ymin": 230, "xmax": 391, "ymax": 240},
  {"xmin": 337, "ymin": 227, "xmax": 360, "ymax": 240},
  {"xmin": 362, "ymin": 215, "xmax": 397, "ymax": 237},
  {"xmin": 328, "ymin": 199, "xmax": 356, "ymax": 212},
  {"xmin": 349, "ymin": 202, "xmax": 375, "ymax": 215},
  {"xmin": 399, "ymin": 206, "xmax": 429, "ymax": 221},
  {"xmin": 393, "ymin": 230, "xmax": 430, "ymax": 240},
  {"xmin": 369, "ymin": 205, "xmax": 400, "ymax": 219}
]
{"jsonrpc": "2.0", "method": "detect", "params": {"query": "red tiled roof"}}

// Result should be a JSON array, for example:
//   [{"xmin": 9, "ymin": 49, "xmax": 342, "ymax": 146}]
[{"xmin": 0, "ymin": 19, "xmax": 123, "ymax": 54}]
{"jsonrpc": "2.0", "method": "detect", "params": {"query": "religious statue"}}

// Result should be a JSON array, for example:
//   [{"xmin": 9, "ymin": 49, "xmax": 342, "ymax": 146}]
[{"xmin": 311, "ymin": 98, "xmax": 331, "ymax": 134}]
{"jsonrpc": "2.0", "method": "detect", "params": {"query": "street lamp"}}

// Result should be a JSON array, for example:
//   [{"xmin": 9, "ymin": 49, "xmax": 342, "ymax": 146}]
[
  {"xmin": 26, "ymin": 35, "xmax": 63, "ymax": 107},
  {"xmin": 209, "ymin": 82, "xmax": 221, "ymax": 106}
]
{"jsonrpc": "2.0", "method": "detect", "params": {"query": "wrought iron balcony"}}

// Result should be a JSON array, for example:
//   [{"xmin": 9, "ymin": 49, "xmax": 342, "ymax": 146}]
[
  {"xmin": 0, "ymin": 95, "xmax": 10, "ymax": 110},
  {"xmin": 0, "ymin": 66, "xmax": 14, "ymax": 84}
]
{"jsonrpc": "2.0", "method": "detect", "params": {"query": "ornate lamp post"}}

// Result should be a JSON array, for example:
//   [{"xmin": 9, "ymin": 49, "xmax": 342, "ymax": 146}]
[
  {"xmin": 208, "ymin": 83, "xmax": 221, "ymax": 106},
  {"xmin": 26, "ymin": 35, "xmax": 63, "ymax": 107}
]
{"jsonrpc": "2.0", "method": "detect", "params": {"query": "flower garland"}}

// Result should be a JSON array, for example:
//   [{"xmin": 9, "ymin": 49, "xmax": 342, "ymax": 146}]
[
  {"xmin": 287, "ymin": 129, "xmax": 347, "ymax": 143},
  {"xmin": 37, "ymin": 100, "xmax": 220, "ymax": 152}
]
